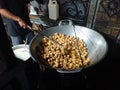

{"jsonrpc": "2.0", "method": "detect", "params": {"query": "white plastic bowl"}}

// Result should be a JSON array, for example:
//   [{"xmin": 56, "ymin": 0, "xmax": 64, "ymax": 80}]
[{"xmin": 12, "ymin": 44, "xmax": 30, "ymax": 61}]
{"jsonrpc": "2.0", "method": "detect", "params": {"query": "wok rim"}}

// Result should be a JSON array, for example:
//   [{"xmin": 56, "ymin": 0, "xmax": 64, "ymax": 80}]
[{"xmin": 29, "ymin": 25, "xmax": 108, "ymax": 73}]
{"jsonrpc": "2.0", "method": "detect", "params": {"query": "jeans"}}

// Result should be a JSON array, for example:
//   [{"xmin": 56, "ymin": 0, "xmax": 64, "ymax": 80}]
[{"xmin": 11, "ymin": 32, "xmax": 35, "ymax": 46}]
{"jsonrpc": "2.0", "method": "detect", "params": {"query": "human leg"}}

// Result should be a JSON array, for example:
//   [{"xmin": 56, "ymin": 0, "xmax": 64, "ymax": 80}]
[
  {"xmin": 14, "ymin": 67, "xmax": 29, "ymax": 90},
  {"xmin": 10, "ymin": 36, "xmax": 23, "ymax": 46},
  {"xmin": 0, "ymin": 70, "xmax": 14, "ymax": 89},
  {"xmin": 10, "ymin": 32, "xmax": 34, "ymax": 46},
  {"xmin": 25, "ymin": 32, "xmax": 35, "ymax": 45},
  {"xmin": 0, "ymin": 67, "xmax": 30, "ymax": 90}
]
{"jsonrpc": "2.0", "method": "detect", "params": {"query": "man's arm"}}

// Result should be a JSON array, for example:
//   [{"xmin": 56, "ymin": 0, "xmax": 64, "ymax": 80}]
[{"xmin": 0, "ymin": 9, "xmax": 28, "ymax": 29}]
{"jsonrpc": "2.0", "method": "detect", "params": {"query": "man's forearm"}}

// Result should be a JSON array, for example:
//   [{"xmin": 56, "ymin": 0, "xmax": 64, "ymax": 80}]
[
  {"xmin": 0, "ymin": 9, "xmax": 28, "ymax": 28},
  {"xmin": 0, "ymin": 9, "xmax": 20, "ymax": 22}
]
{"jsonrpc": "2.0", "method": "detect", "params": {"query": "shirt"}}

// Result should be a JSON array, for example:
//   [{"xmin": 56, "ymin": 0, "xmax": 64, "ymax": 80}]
[
  {"xmin": 0, "ymin": 0, "xmax": 32, "ymax": 36},
  {"xmin": 0, "ymin": 16, "xmax": 19, "ymax": 68}
]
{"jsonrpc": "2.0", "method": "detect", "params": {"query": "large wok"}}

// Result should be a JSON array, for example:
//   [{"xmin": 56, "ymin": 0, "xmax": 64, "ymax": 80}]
[{"xmin": 29, "ymin": 20, "xmax": 108, "ymax": 73}]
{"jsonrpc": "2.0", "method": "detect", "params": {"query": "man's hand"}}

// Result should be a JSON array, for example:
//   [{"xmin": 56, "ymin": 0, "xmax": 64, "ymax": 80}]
[{"xmin": 17, "ymin": 18, "xmax": 28, "ymax": 29}]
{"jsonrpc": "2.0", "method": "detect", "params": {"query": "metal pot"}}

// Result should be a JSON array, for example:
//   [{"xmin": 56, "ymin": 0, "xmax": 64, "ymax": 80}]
[{"xmin": 29, "ymin": 20, "xmax": 108, "ymax": 73}]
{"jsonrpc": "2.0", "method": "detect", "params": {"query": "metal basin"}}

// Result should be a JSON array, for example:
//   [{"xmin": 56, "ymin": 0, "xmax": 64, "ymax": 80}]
[{"xmin": 29, "ymin": 21, "xmax": 108, "ymax": 73}]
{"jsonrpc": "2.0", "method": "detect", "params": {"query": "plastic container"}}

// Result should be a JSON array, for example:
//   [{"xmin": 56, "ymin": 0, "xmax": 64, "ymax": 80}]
[
  {"xmin": 12, "ymin": 44, "xmax": 30, "ymax": 61},
  {"xmin": 48, "ymin": 0, "xmax": 59, "ymax": 20}
]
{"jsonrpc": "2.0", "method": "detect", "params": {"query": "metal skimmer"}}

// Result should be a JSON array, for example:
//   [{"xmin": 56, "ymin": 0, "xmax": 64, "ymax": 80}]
[{"xmin": 72, "ymin": 25, "xmax": 84, "ymax": 66}]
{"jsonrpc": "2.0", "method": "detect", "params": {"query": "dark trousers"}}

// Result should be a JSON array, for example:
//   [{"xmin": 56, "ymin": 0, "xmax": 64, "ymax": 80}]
[{"xmin": 0, "ymin": 67, "xmax": 29, "ymax": 90}]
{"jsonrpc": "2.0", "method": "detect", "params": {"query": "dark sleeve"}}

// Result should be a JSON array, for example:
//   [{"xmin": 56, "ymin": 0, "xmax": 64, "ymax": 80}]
[{"xmin": 0, "ymin": 0, "xmax": 6, "ymax": 9}]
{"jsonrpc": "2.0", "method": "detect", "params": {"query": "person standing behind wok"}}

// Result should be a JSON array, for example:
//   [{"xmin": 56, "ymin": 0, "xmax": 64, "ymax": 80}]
[
  {"xmin": 0, "ymin": 0, "xmax": 35, "ymax": 46},
  {"xmin": 0, "ymin": 10, "xmax": 30, "ymax": 89}
]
